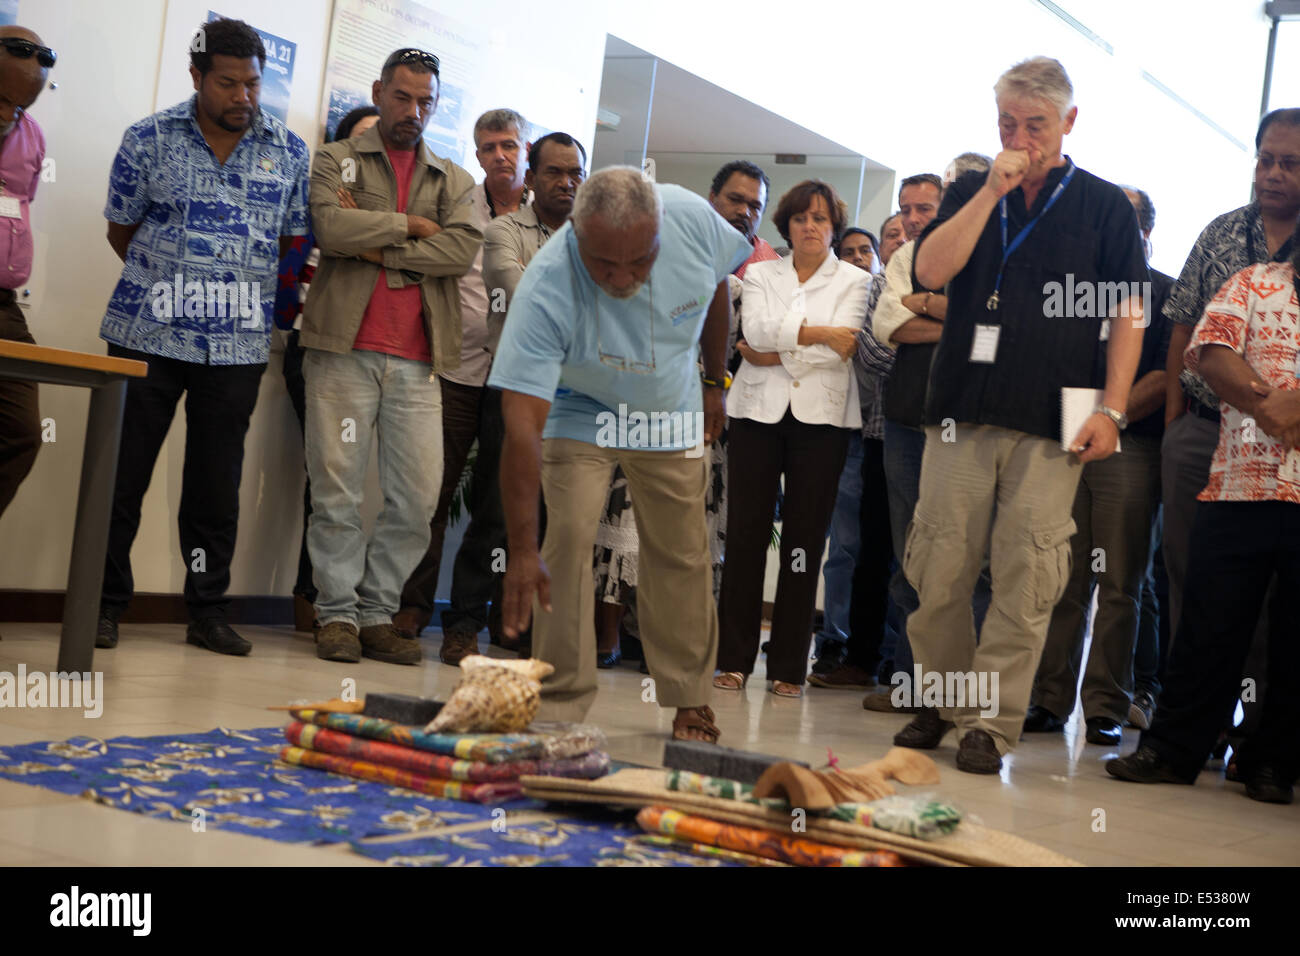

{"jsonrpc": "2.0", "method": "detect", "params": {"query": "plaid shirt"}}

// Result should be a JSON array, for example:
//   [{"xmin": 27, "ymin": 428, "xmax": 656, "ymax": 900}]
[
  {"xmin": 101, "ymin": 97, "xmax": 310, "ymax": 365},
  {"xmin": 854, "ymin": 271, "xmax": 892, "ymax": 439},
  {"xmin": 1166, "ymin": 201, "xmax": 1294, "ymax": 409}
]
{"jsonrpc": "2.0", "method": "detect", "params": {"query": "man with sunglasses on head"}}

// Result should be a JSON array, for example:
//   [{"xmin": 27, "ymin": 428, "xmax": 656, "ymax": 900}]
[
  {"xmin": 301, "ymin": 48, "xmax": 480, "ymax": 666},
  {"xmin": 490, "ymin": 166, "xmax": 751, "ymax": 743},
  {"xmin": 0, "ymin": 26, "xmax": 53, "ymax": 525},
  {"xmin": 96, "ymin": 18, "xmax": 309, "ymax": 654}
]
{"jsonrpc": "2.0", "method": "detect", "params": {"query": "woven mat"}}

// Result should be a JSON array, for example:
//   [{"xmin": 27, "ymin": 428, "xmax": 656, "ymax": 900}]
[{"xmin": 521, "ymin": 768, "xmax": 1082, "ymax": 867}]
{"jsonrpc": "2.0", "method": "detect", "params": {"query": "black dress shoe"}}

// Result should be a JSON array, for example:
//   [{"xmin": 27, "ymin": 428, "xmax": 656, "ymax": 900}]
[
  {"xmin": 1105, "ymin": 746, "xmax": 1192, "ymax": 785},
  {"xmin": 893, "ymin": 708, "xmax": 954, "ymax": 749},
  {"xmin": 1085, "ymin": 716, "xmax": 1123, "ymax": 746},
  {"xmin": 95, "ymin": 607, "xmax": 122, "ymax": 649},
  {"xmin": 955, "ymin": 729, "xmax": 1003, "ymax": 774},
  {"xmin": 1243, "ymin": 765, "xmax": 1294, "ymax": 805},
  {"xmin": 186, "ymin": 619, "xmax": 252, "ymax": 656},
  {"xmin": 1023, "ymin": 704, "xmax": 1066, "ymax": 733},
  {"xmin": 596, "ymin": 649, "xmax": 622, "ymax": 669}
]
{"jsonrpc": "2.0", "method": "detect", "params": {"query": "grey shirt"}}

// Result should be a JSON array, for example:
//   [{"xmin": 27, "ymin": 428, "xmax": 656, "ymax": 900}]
[{"xmin": 482, "ymin": 203, "xmax": 555, "ymax": 352}]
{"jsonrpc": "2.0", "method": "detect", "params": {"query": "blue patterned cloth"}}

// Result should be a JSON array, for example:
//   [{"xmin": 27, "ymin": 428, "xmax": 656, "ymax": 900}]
[
  {"xmin": 100, "ymin": 97, "xmax": 311, "ymax": 365},
  {"xmin": 0, "ymin": 727, "xmax": 737, "ymax": 867}
]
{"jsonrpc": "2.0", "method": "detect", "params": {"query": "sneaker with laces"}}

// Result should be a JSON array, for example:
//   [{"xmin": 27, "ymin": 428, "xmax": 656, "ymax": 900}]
[
  {"xmin": 1126, "ymin": 690, "xmax": 1155, "ymax": 730},
  {"xmin": 1105, "ymin": 745, "xmax": 1193, "ymax": 785},
  {"xmin": 360, "ymin": 623, "xmax": 422, "ymax": 665}
]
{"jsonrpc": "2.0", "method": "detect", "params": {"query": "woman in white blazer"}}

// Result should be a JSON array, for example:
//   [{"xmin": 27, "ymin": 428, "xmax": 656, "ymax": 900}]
[{"xmin": 715, "ymin": 181, "xmax": 871, "ymax": 697}]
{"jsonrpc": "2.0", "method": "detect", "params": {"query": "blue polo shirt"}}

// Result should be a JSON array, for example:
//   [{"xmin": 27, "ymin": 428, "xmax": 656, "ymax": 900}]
[
  {"xmin": 100, "ymin": 96, "xmax": 311, "ymax": 365},
  {"xmin": 488, "ymin": 183, "xmax": 750, "ymax": 450}
]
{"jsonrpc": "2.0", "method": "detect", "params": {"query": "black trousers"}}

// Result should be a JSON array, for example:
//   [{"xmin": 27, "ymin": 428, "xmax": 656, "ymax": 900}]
[
  {"xmin": 282, "ymin": 329, "xmax": 315, "ymax": 601},
  {"xmin": 101, "ymin": 345, "xmax": 266, "ymax": 619},
  {"xmin": 718, "ymin": 411, "xmax": 849, "ymax": 684},
  {"xmin": 0, "ymin": 295, "xmax": 40, "ymax": 519},
  {"xmin": 846, "ymin": 436, "xmax": 894, "ymax": 671},
  {"xmin": 399, "ymin": 378, "xmax": 507, "ymax": 637},
  {"xmin": 1142, "ymin": 500, "xmax": 1300, "ymax": 781}
]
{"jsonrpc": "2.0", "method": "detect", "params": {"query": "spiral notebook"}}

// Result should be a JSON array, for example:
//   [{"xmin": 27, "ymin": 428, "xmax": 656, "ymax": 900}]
[{"xmin": 1061, "ymin": 387, "xmax": 1120, "ymax": 453}]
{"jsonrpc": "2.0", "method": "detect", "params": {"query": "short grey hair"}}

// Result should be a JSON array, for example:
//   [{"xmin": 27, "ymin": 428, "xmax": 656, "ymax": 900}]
[
  {"xmin": 947, "ymin": 152, "xmax": 992, "ymax": 182},
  {"xmin": 473, "ymin": 108, "xmax": 526, "ymax": 147},
  {"xmin": 994, "ymin": 56, "xmax": 1074, "ymax": 120},
  {"xmin": 571, "ymin": 166, "xmax": 663, "ymax": 238}
]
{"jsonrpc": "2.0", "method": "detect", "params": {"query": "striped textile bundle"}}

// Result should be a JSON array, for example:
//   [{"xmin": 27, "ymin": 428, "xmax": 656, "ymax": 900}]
[
  {"xmin": 279, "ymin": 746, "xmax": 523, "ymax": 803},
  {"xmin": 284, "ymin": 721, "xmax": 609, "ymax": 782}
]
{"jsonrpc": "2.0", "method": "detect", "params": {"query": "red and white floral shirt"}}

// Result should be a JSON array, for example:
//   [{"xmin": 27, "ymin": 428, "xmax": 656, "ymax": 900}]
[{"xmin": 1186, "ymin": 260, "xmax": 1300, "ymax": 504}]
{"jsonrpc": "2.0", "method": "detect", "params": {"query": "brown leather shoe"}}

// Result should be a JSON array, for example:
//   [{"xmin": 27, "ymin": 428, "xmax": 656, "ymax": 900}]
[
  {"xmin": 316, "ymin": 621, "xmax": 361, "ymax": 663},
  {"xmin": 439, "ymin": 628, "xmax": 479, "ymax": 666},
  {"xmin": 392, "ymin": 607, "xmax": 429, "ymax": 640},
  {"xmin": 893, "ymin": 708, "xmax": 954, "ymax": 749},
  {"xmin": 359, "ymin": 623, "xmax": 421, "ymax": 665},
  {"xmin": 955, "ymin": 729, "xmax": 1003, "ymax": 774}
]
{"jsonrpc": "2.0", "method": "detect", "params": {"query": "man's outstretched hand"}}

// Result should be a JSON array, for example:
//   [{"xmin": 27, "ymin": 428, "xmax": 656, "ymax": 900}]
[{"xmin": 500, "ymin": 549, "xmax": 552, "ymax": 638}]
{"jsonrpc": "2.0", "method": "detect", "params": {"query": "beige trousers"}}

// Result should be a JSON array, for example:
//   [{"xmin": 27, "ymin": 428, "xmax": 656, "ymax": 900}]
[
  {"xmin": 533, "ymin": 438, "xmax": 717, "ymax": 722},
  {"xmin": 904, "ymin": 424, "xmax": 1082, "ymax": 753}
]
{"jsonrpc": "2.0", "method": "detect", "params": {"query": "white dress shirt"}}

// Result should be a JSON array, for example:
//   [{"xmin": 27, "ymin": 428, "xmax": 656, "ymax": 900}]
[
  {"xmin": 872, "ymin": 239, "xmax": 922, "ymax": 348},
  {"xmin": 729, "ymin": 251, "xmax": 871, "ymax": 428}
]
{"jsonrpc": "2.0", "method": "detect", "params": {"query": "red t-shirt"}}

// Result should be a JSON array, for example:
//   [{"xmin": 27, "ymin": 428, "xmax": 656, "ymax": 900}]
[{"xmin": 353, "ymin": 146, "xmax": 431, "ymax": 362}]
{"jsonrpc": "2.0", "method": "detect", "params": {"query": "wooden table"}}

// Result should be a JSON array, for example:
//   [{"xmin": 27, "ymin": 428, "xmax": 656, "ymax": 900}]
[{"xmin": 0, "ymin": 341, "xmax": 147, "ymax": 671}]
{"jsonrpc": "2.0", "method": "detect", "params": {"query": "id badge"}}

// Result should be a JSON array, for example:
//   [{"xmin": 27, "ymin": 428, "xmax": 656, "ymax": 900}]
[
  {"xmin": 0, "ymin": 196, "xmax": 20, "ymax": 219},
  {"xmin": 1099, "ymin": 319, "xmax": 1111, "ymax": 342},
  {"xmin": 970, "ymin": 324, "xmax": 1000, "ymax": 364}
]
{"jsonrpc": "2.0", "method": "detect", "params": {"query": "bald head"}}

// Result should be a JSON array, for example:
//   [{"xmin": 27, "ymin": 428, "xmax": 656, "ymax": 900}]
[{"xmin": 0, "ymin": 25, "xmax": 48, "ymax": 138}]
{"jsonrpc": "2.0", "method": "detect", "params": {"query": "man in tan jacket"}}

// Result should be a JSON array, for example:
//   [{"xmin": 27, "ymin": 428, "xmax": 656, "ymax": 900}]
[{"xmin": 302, "ymin": 48, "xmax": 481, "ymax": 665}]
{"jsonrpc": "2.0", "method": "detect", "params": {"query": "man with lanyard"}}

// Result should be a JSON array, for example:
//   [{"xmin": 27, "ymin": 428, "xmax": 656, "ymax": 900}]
[
  {"xmin": 0, "ymin": 27, "xmax": 52, "ymax": 524},
  {"xmin": 893, "ymin": 57, "xmax": 1148, "ymax": 773},
  {"xmin": 392, "ymin": 108, "xmax": 529, "ymax": 664},
  {"xmin": 491, "ymin": 166, "xmax": 750, "ymax": 742}
]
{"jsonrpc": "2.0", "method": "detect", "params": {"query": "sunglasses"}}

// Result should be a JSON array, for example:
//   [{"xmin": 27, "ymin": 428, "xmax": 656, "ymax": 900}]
[
  {"xmin": 383, "ymin": 48, "xmax": 439, "ymax": 76},
  {"xmin": 0, "ymin": 38, "xmax": 56, "ymax": 69}
]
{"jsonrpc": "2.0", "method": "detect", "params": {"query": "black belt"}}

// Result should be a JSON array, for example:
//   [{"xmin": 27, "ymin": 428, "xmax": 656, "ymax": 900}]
[
  {"xmin": 0, "ymin": 289, "xmax": 15, "ymax": 305},
  {"xmin": 1187, "ymin": 398, "xmax": 1220, "ymax": 424}
]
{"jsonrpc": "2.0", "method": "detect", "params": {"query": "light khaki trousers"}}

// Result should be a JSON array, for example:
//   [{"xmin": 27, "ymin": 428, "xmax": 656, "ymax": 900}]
[
  {"xmin": 534, "ymin": 438, "xmax": 717, "ymax": 722},
  {"xmin": 904, "ymin": 424, "xmax": 1082, "ymax": 752}
]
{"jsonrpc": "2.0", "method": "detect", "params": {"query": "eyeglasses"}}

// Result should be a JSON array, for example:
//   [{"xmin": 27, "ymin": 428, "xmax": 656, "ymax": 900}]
[
  {"xmin": 596, "ymin": 278, "xmax": 656, "ymax": 374},
  {"xmin": 0, "ymin": 38, "xmax": 56, "ymax": 69},
  {"xmin": 383, "ymin": 48, "xmax": 439, "ymax": 76}
]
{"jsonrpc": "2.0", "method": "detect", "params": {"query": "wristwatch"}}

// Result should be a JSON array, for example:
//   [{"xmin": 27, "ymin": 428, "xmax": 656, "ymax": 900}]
[{"xmin": 1095, "ymin": 405, "xmax": 1128, "ymax": 430}]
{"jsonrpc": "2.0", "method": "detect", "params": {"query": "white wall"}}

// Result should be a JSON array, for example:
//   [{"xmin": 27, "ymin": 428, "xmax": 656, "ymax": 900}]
[{"xmin": 0, "ymin": 0, "xmax": 1274, "ymax": 602}]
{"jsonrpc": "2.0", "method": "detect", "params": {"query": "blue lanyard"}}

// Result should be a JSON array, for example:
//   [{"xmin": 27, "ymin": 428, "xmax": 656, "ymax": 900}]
[{"xmin": 986, "ymin": 162, "xmax": 1075, "ymax": 310}]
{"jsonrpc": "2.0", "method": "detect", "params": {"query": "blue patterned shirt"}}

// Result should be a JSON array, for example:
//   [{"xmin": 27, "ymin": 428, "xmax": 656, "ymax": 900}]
[{"xmin": 100, "ymin": 97, "xmax": 310, "ymax": 365}]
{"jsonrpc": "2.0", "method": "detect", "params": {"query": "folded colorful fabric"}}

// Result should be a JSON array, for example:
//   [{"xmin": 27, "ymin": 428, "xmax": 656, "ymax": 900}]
[
  {"xmin": 279, "ymin": 746, "xmax": 522, "ymax": 803},
  {"xmin": 627, "ymin": 834, "xmax": 790, "ymax": 867},
  {"xmin": 665, "ymin": 769, "xmax": 961, "ymax": 841},
  {"xmin": 292, "ymin": 710, "xmax": 545, "ymax": 763},
  {"xmin": 826, "ymin": 796, "xmax": 963, "ymax": 840},
  {"xmin": 636, "ymin": 806, "xmax": 906, "ymax": 867},
  {"xmin": 284, "ymin": 722, "xmax": 610, "ymax": 782}
]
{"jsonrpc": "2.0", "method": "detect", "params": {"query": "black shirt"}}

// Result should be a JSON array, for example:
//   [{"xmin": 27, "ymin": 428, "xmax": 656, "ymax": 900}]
[
  {"xmin": 917, "ymin": 160, "xmax": 1150, "ymax": 442},
  {"xmin": 1119, "ymin": 268, "xmax": 1173, "ymax": 440}
]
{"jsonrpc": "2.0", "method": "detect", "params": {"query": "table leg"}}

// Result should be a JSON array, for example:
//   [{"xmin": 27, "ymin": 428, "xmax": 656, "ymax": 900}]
[{"xmin": 58, "ymin": 379, "xmax": 127, "ymax": 673}]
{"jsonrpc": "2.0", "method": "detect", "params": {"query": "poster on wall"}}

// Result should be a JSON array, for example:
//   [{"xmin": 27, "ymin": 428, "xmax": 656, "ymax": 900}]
[
  {"xmin": 207, "ymin": 10, "xmax": 297, "ymax": 125},
  {"xmin": 317, "ymin": 0, "xmax": 484, "ymax": 164}
]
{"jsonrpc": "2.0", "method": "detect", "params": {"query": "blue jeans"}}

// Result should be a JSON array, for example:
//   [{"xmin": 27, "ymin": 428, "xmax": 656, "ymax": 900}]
[
  {"xmin": 304, "ymin": 348, "xmax": 443, "ymax": 628},
  {"xmin": 815, "ymin": 432, "xmax": 863, "ymax": 656}
]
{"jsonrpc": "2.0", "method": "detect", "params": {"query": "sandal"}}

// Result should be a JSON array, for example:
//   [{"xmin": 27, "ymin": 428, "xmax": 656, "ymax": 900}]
[
  {"xmin": 713, "ymin": 671, "xmax": 746, "ymax": 690},
  {"xmin": 769, "ymin": 680, "xmax": 803, "ymax": 698},
  {"xmin": 672, "ymin": 705, "xmax": 721, "ymax": 744}
]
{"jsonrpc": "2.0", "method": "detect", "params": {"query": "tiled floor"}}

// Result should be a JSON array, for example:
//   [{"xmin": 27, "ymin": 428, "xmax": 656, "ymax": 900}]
[{"xmin": 0, "ymin": 622, "xmax": 1295, "ymax": 866}]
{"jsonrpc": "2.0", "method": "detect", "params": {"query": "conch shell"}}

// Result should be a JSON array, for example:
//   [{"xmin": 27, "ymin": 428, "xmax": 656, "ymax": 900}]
[{"xmin": 426, "ymin": 655, "xmax": 555, "ymax": 734}]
